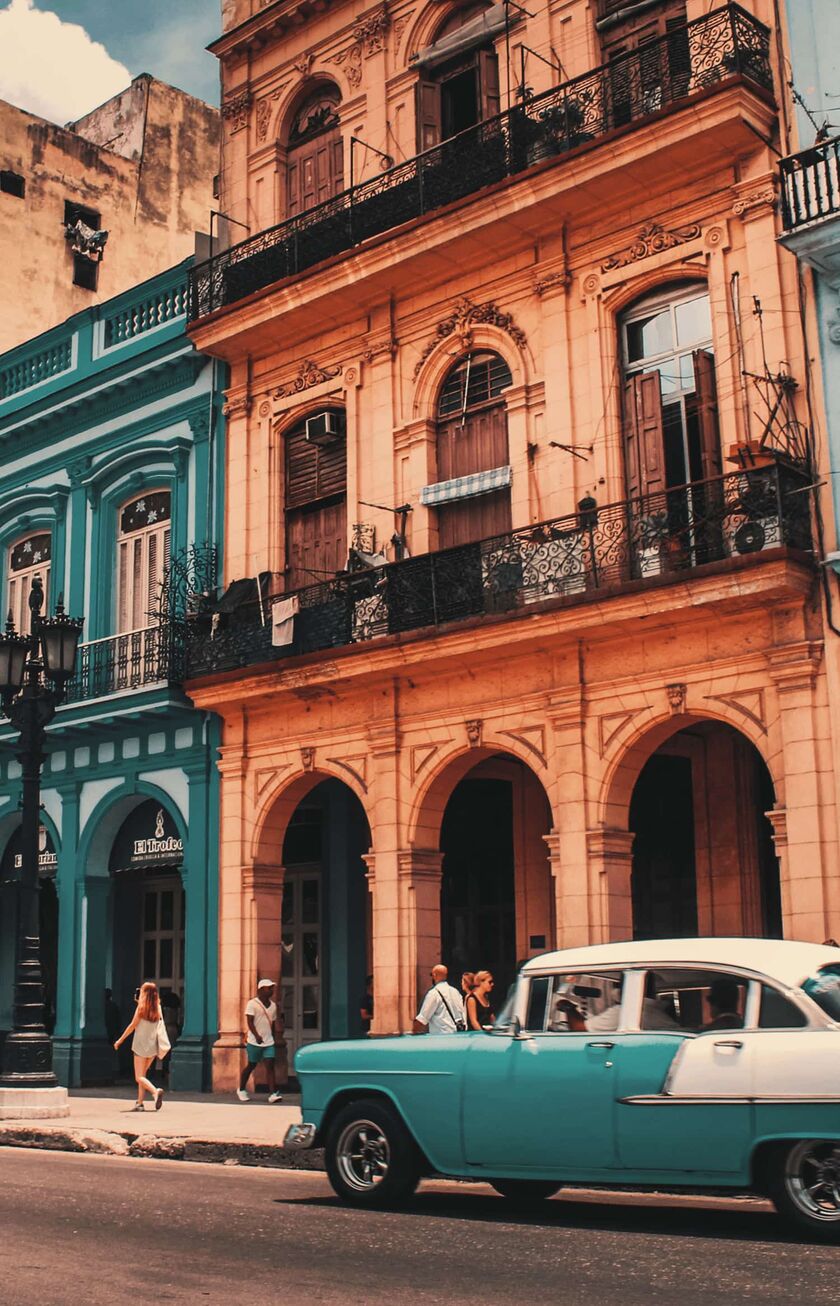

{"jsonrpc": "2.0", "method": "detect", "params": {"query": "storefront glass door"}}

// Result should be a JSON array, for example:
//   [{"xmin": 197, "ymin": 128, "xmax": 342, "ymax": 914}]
[{"xmin": 281, "ymin": 867, "xmax": 322, "ymax": 1063}]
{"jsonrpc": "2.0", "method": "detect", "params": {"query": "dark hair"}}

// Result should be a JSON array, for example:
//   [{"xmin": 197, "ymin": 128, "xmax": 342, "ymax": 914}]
[{"xmin": 708, "ymin": 979, "xmax": 740, "ymax": 1013}]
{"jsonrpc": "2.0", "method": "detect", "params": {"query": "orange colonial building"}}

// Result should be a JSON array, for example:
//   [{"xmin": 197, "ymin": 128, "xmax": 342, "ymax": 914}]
[{"xmin": 186, "ymin": 0, "xmax": 839, "ymax": 1088}]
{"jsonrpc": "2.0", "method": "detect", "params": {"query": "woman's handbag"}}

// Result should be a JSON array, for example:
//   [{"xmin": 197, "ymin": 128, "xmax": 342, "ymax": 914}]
[{"xmin": 156, "ymin": 1017, "xmax": 172, "ymax": 1059}]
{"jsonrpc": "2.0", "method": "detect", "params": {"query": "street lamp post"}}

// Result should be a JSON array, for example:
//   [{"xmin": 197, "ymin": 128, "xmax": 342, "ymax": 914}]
[{"xmin": 0, "ymin": 583, "xmax": 82, "ymax": 1114}]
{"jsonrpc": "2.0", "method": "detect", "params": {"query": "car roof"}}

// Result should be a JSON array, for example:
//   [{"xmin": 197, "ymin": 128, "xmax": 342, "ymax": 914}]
[{"xmin": 521, "ymin": 938, "xmax": 840, "ymax": 988}]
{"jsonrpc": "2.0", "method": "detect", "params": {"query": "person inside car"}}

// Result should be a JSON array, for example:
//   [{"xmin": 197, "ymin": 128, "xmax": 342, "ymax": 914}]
[
  {"xmin": 701, "ymin": 978, "xmax": 744, "ymax": 1031},
  {"xmin": 587, "ymin": 972, "xmax": 680, "ymax": 1031}
]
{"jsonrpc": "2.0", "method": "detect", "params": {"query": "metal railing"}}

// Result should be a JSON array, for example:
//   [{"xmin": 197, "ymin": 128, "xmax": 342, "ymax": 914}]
[
  {"xmin": 65, "ymin": 625, "xmax": 169, "ymax": 702},
  {"xmin": 780, "ymin": 135, "xmax": 840, "ymax": 232},
  {"xmin": 182, "ymin": 462, "xmax": 811, "ymax": 680},
  {"xmin": 188, "ymin": 4, "xmax": 772, "ymax": 320}
]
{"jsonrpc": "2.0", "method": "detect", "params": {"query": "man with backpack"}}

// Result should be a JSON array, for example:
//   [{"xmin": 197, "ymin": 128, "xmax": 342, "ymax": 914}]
[{"xmin": 412, "ymin": 964, "xmax": 466, "ymax": 1034}]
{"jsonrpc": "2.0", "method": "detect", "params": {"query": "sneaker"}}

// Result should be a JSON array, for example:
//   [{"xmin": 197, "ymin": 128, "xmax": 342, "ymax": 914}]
[
  {"xmin": 131, "ymin": 1102, "xmax": 145, "ymax": 1112},
  {"xmin": 268, "ymin": 1091, "xmax": 283, "ymax": 1104},
  {"xmin": 236, "ymin": 1089, "xmax": 250, "ymax": 1102}
]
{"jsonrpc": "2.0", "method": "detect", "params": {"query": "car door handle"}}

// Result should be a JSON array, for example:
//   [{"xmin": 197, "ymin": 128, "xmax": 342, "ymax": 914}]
[
  {"xmin": 714, "ymin": 1039, "xmax": 743, "ymax": 1049},
  {"xmin": 587, "ymin": 1041, "xmax": 615, "ymax": 1049}
]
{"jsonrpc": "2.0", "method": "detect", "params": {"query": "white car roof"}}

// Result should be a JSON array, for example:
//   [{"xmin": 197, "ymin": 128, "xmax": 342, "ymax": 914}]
[{"xmin": 521, "ymin": 938, "xmax": 840, "ymax": 989}]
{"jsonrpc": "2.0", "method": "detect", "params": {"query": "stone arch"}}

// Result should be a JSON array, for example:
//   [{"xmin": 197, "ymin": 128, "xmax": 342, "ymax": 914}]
[
  {"xmin": 601, "ymin": 266, "xmax": 709, "ymax": 318},
  {"xmin": 278, "ymin": 77, "xmax": 344, "ymax": 148},
  {"xmin": 409, "ymin": 738, "xmax": 556, "ymax": 851},
  {"xmin": 402, "ymin": 1, "xmax": 491, "ymax": 68},
  {"xmin": 412, "ymin": 323, "xmax": 529, "ymax": 420},
  {"xmin": 599, "ymin": 704, "xmax": 780, "ymax": 832},
  {"xmin": 252, "ymin": 764, "xmax": 371, "ymax": 866},
  {"xmin": 0, "ymin": 804, "xmax": 61, "ymax": 865},
  {"xmin": 78, "ymin": 779, "xmax": 188, "ymax": 879}
]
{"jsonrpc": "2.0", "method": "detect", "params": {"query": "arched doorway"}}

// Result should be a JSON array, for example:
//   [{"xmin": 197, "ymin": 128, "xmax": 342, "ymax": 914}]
[
  {"xmin": 415, "ymin": 3, "xmax": 501, "ymax": 148},
  {"xmin": 109, "ymin": 799, "xmax": 185, "ymax": 1074},
  {"xmin": 280, "ymin": 779, "xmax": 370, "ymax": 1061},
  {"xmin": 629, "ymin": 721, "xmax": 781, "ymax": 940},
  {"xmin": 439, "ymin": 754, "xmax": 553, "ymax": 995},
  {"xmin": 285, "ymin": 85, "xmax": 343, "ymax": 218}
]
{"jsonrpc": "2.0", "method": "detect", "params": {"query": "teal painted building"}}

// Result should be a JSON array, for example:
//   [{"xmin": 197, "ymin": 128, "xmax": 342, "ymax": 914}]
[{"xmin": 0, "ymin": 260, "xmax": 224, "ymax": 1090}]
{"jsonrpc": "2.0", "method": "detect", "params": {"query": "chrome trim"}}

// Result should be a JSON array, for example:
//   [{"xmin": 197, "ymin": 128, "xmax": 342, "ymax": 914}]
[
  {"xmin": 620, "ymin": 1094, "xmax": 840, "ymax": 1106},
  {"xmin": 300, "ymin": 1069, "xmax": 454, "ymax": 1076},
  {"xmin": 283, "ymin": 1122, "xmax": 317, "ymax": 1150}
]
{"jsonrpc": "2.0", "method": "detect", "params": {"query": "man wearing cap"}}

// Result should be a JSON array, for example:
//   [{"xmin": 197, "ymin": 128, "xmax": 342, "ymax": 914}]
[{"xmin": 237, "ymin": 979, "xmax": 283, "ymax": 1102}]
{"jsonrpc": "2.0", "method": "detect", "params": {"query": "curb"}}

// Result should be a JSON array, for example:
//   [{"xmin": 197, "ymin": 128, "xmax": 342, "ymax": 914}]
[{"xmin": 0, "ymin": 1124, "xmax": 326, "ymax": 1171}]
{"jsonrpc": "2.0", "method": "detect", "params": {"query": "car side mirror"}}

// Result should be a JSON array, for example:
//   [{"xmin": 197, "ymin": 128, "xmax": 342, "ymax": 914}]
[{"xmin": 511, "ymin": 1015, "xmax": 522, "ymax": 1037}]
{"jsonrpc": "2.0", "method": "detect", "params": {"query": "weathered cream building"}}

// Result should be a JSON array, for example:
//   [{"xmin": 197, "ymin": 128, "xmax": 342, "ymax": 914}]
[{"xmin": 0, "ymin": 74, "xmax": 220, "ymax": 352}]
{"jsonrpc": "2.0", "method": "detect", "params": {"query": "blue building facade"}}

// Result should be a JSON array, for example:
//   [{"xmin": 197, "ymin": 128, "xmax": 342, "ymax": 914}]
[
  {"xmin": 0, "ymin": 260, "xmax": 224, "ymax": 1090},
  {"xmin": 779, "ymin": 1, "xmax": 840, "ymax": 549}
]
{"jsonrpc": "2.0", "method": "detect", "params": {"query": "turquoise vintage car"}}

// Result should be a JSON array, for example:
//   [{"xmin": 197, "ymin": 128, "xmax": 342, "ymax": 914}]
[{"xmin": 284, "ymin": 939, "xmax": 840, "ymax": 1237}]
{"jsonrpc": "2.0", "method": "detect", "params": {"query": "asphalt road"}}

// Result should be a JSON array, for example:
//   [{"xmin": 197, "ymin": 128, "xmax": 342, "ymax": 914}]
[{"xmin": 1, "ymin": 1149, "xmax": 838, "ymax": 1306}]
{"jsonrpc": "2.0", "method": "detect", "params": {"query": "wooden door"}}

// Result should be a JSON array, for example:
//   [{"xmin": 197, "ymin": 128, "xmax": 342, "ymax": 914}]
[
  {"xmin": 623, "ymin": 372, "xmax": 665, "ymax": 500},
  {"xmin": 692, "ymin": 349, "xmax": 721, "ymax": 480},
  {"xmin": 436, "ymin": 402, "xmax": 511, "ymax": 548},
  {"xmin": 287, "ymin": 128, "xmax": 343, "ymax": 216},
  {"xmin": 416, "ymin": 79, "xmax": 443, "ymax": 151},
  {"xmin": 478, "ymin": 50, "xmax": 501, "ymax": 120}
]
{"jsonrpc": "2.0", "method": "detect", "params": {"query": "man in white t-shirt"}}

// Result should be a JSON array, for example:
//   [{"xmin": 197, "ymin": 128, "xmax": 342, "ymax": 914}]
[
  {"xmin": 412, "ymin": 964, "xmax": 466, "ymax": 1034},
  {"xmin": 237, "ymin": 979, "xmax": 284, "ymax": 1102}
]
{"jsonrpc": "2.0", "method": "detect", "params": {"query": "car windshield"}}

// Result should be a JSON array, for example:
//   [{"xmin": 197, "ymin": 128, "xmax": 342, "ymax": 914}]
[{"xmin": 802, "ymin": 964, "xmax": 840, "ymax": 1021}]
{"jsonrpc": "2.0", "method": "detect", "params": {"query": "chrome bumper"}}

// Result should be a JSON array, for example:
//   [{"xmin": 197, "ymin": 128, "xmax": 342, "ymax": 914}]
[{"xmin": 284, "ymin": 1122, "xmax": 317, "ymax": 1151}]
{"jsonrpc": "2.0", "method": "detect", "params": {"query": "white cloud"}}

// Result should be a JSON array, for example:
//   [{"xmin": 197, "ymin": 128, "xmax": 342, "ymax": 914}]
[{"xmin": 0, "ymin": 0, "xmax": 131, "ymax": 124}]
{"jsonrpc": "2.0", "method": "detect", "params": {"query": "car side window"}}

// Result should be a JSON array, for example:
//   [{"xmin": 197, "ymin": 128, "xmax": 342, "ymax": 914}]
[
  {"xmin": 641, "ymin": 969, "xmax": 748, "ymax": 1033},
  {"xmin": 546, "ymin": 972, "xmax": 623, "ymax": 1032},
  {"xmin": 525, "ymin": 976, "xmax": 551, "ymax": 1031},
  {"xmin": 759, "ymin": 984, "xmax": 808, "ymax": 1029}
]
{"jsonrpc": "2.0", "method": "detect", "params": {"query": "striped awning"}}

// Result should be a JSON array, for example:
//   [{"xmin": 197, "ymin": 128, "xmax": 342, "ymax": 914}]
[{"xmin": 420, "ymin": 465, "xmax": 512, "ymax": 507}]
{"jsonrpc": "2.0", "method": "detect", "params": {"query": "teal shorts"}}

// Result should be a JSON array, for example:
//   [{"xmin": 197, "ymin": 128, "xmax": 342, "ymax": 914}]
[{"xmin": 246, "ymin": 1042, "xmax": 275, "ymax": 1064}]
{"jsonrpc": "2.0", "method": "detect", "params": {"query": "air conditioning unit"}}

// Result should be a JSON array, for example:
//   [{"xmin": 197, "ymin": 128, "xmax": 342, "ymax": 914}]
[{"xmin": 305, "ymin": 411, "xmax": 344, "ymax": 447}]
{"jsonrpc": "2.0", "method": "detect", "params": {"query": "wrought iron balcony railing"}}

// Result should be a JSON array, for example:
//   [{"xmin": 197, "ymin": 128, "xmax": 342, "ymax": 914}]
[
  {"xmin": 182, "ymin": 463, "xmax": 811, "ymax": 680},
  {"xmin": 64, "ymin": 625, "xmax": 169, "ymax": 703},
  {"xmin": 780, "ymin": 135, "xmax": 840, "ymax": 232},
  {"xmin": 188, "ymin": 4, "xmax": 771, "ymax": 321}
]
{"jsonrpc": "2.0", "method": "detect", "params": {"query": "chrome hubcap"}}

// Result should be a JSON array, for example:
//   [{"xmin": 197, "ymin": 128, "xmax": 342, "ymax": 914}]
[
  {"xmin": 336, "ymin": 1119, "xmax": 390, "ymax": 1192},
  {"xmin": 785, "ymin": 1141, "xmax": 840, "ymax": 1222}
]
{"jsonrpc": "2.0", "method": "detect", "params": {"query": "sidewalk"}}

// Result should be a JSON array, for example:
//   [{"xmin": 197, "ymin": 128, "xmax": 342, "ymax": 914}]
[{"xmin": 0, "ymin": 1087, "xmax": 318, "ymax": 1169}]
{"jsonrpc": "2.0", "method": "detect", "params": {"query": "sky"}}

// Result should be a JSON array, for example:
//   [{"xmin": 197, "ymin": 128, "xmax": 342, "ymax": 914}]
[{"xmin": 0, "ymin": 0, "xmax": 220, "ymax": 125}]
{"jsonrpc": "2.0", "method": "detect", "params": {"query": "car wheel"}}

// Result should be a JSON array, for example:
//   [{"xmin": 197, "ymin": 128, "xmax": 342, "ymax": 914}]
[
  {"xmin": 325, "ymin": 1098, "xmax": 421, "ymax": 1208},
  {"xmin": 768, "ymin": 1140, "xmax": 840, "ymax": 1239},
  {"xmin": 490, "ymin": 1179, "xmax": 562, "ymax": 1203}
]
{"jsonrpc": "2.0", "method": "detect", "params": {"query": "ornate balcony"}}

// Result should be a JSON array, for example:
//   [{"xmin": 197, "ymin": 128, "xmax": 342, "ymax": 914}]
[
  {"xmin": 188, "ymin": 4, "xmax": 772, "ymax": 322},
  {"xmin": 779, "ymin": 136, "xmax": 840, "ymax": 281},
  {"xmin": 183, "ymin": 463, "xmax": 812, "ymax": 681},
  {"xmin": 64, "ymin": 625, "xmax": 169, "ymax": 703}
]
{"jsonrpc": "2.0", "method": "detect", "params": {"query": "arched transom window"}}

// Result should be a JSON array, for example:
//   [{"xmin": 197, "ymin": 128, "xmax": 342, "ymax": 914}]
[
  {"xmin": 7, "ymin": 531, "xmax": 51, "ymax": 635},
  {"xmin": 117, "ymin": 490, "xmax": 171, "ymax": 633}
]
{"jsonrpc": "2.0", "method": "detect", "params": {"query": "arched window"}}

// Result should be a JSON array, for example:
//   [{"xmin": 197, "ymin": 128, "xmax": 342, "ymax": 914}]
[
  {"xmin": 415, "ymin": 3, "xmax": 501, "ymax": 149},
  {"xmin": 117, "ymin": 490, "xmax": 171, "ymax": 633},
  {"xmin": 284, "ymin": 408, "xmax": 347, "ymax": 590},
  {"xmin": 434, "ymin": 351, "xmax": 512, "ymax": 549},
  {"xmin": 7, "ymin": 531, "xmax": 51, "ymax": 635},
  {"xmin": 620, "ymin": 284, "xmax": 719, "ymax": 499},
  {"xmin": 286, "ymin": 86, "xmax": 343, "ymax": 217}
]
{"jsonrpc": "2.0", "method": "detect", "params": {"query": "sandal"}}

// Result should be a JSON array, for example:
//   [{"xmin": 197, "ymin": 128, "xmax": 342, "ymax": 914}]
[
  {"xmin": 155, "ymin": 1088, "xmax": 164, "ymax": 1111},
  {"xmin": 131, "ymin": 1102, "xmax": 145, "ymax": 1112}
]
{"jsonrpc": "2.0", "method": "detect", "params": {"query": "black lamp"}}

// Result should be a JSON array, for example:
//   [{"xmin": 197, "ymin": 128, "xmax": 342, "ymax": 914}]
[
  {"xmin": 38, "ymin": 596, "xmax": 84, "ymax": 689},
  {"xmin": 0, "ymin": 613, "xmax": 31, "ymax": 699}
]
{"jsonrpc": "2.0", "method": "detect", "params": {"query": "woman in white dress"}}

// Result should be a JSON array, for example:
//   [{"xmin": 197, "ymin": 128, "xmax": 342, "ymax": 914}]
[{"xmin": 114, "ymin": 981, "xmax": 170, "ymax": 1111}]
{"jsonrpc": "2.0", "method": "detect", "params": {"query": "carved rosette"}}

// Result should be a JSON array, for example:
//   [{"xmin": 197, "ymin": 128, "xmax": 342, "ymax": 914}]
[
  {"xmin": 273, "ymin": 359, "xmax": 342, "ymax": 399},
  {"xmin": 222, "ymin": 89, "xmax": 252, "ymax": 134},
  {"xmin": 414, "ymin": 299, "xmax": 527, "ymax": 378},
  {"xmin": 732, "ymin": 186, "xmax": 776, "ymax": 222},
  {"xmin": 601, "ymin": 222, "xmax": 702, "ymax": 272}
]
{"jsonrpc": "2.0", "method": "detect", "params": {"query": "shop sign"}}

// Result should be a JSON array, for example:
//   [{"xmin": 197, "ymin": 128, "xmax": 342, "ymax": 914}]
[
  {"xmin": 2, "ymin": 825, "xmax": 57, "ymax": 882},
  {"xmin": 131, "ymin": 807, "xmax": 184, "ymax": 865},
  {"xmin": 109, "ymin": 799, "xmax": 184, "ymax": 874}
]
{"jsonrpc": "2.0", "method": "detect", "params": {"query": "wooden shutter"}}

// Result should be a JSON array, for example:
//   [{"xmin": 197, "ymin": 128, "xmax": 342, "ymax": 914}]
[
  {"xmin": 435, "ymin": 402, "xmax": 511, "ymax": 548},
  {"xmin": 415, "ymin": 80, "xmax": 442, "ymax": 151},
  {"xmin": 623, "ymin": 372, "xmax": 665, "ymax": 499},
  {"xmin": 287, "ymin": 126, "xmax": 343, "ymax": 218},
  {"xmin": 692, "ymin": 349, "xmax": 722, "ymax": 480},
  {"xmin": 478, "ymin": 51, "xmax": 501, "ymax": 121}
]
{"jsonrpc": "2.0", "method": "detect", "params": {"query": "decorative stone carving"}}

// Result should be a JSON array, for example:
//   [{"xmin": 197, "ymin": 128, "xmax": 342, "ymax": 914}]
[
  {"xmin": 465, "ymin": 719, "xmax": 483, "ymax": 747},
  {"xmin": 414, "ymin": 299, "xmax": 527, "ymax": 378},
  {"xmin": 188, "ymin": 407, "xmax": 211, "ymax": 443},
  {"xmin": 533, "ymin": 269, "xmax": 570, "ymax": 297},
  {"xmin": 601, "ymin": 222, "xmax": 702, "ymax": 272},
  {"xmin": 581, "ymin": 271, "xmax": 601, "ymax": 297},
  {"xmin": 222, "ymin": 395, "xmax": 251, "ymax": 419},
  {"xmin": 255, "ymin": 98, "xmax": 273, "ymax": 142},
  {"xmin": 222, "ymin": 89, "xmax": 252, "ymax": 133},
  {"xmin": 273, "ymin": 359, "xmax": 342, "ymax": 398},
  {"xmin": 67, "ymin": 458, "xmax": 90, "ymax": 489},
  {"xmin": 393, "ymin": 13, "xmax": 412, "ymax": 56},
  {"xmin": 355, "ymin": 5, "xmax": 390, "ymax": 54},
  {"xmin": 666, "ymin": 682, "xmax": 687, "ymax": 715},
  {"xmin": 331, "ymin": 43, "xmax": 363, "ymax": 88},
  {"xmin": 704, "ymin": 225, "xmax": 725, "ymax": 248},
  {"xmin": 300, "ymin": 746, "xmax": 315, "ymax": 772},
  {"xmin": 293, "ymin": 53, "xmax": 315, "ymax": 77},
  {"xmin": 732, "ymin": 186, "xmax": 776, "ymax": 221},
  {"xmin": 258, "ymin": 399, "xmax": 271, "ymax": 418}
]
